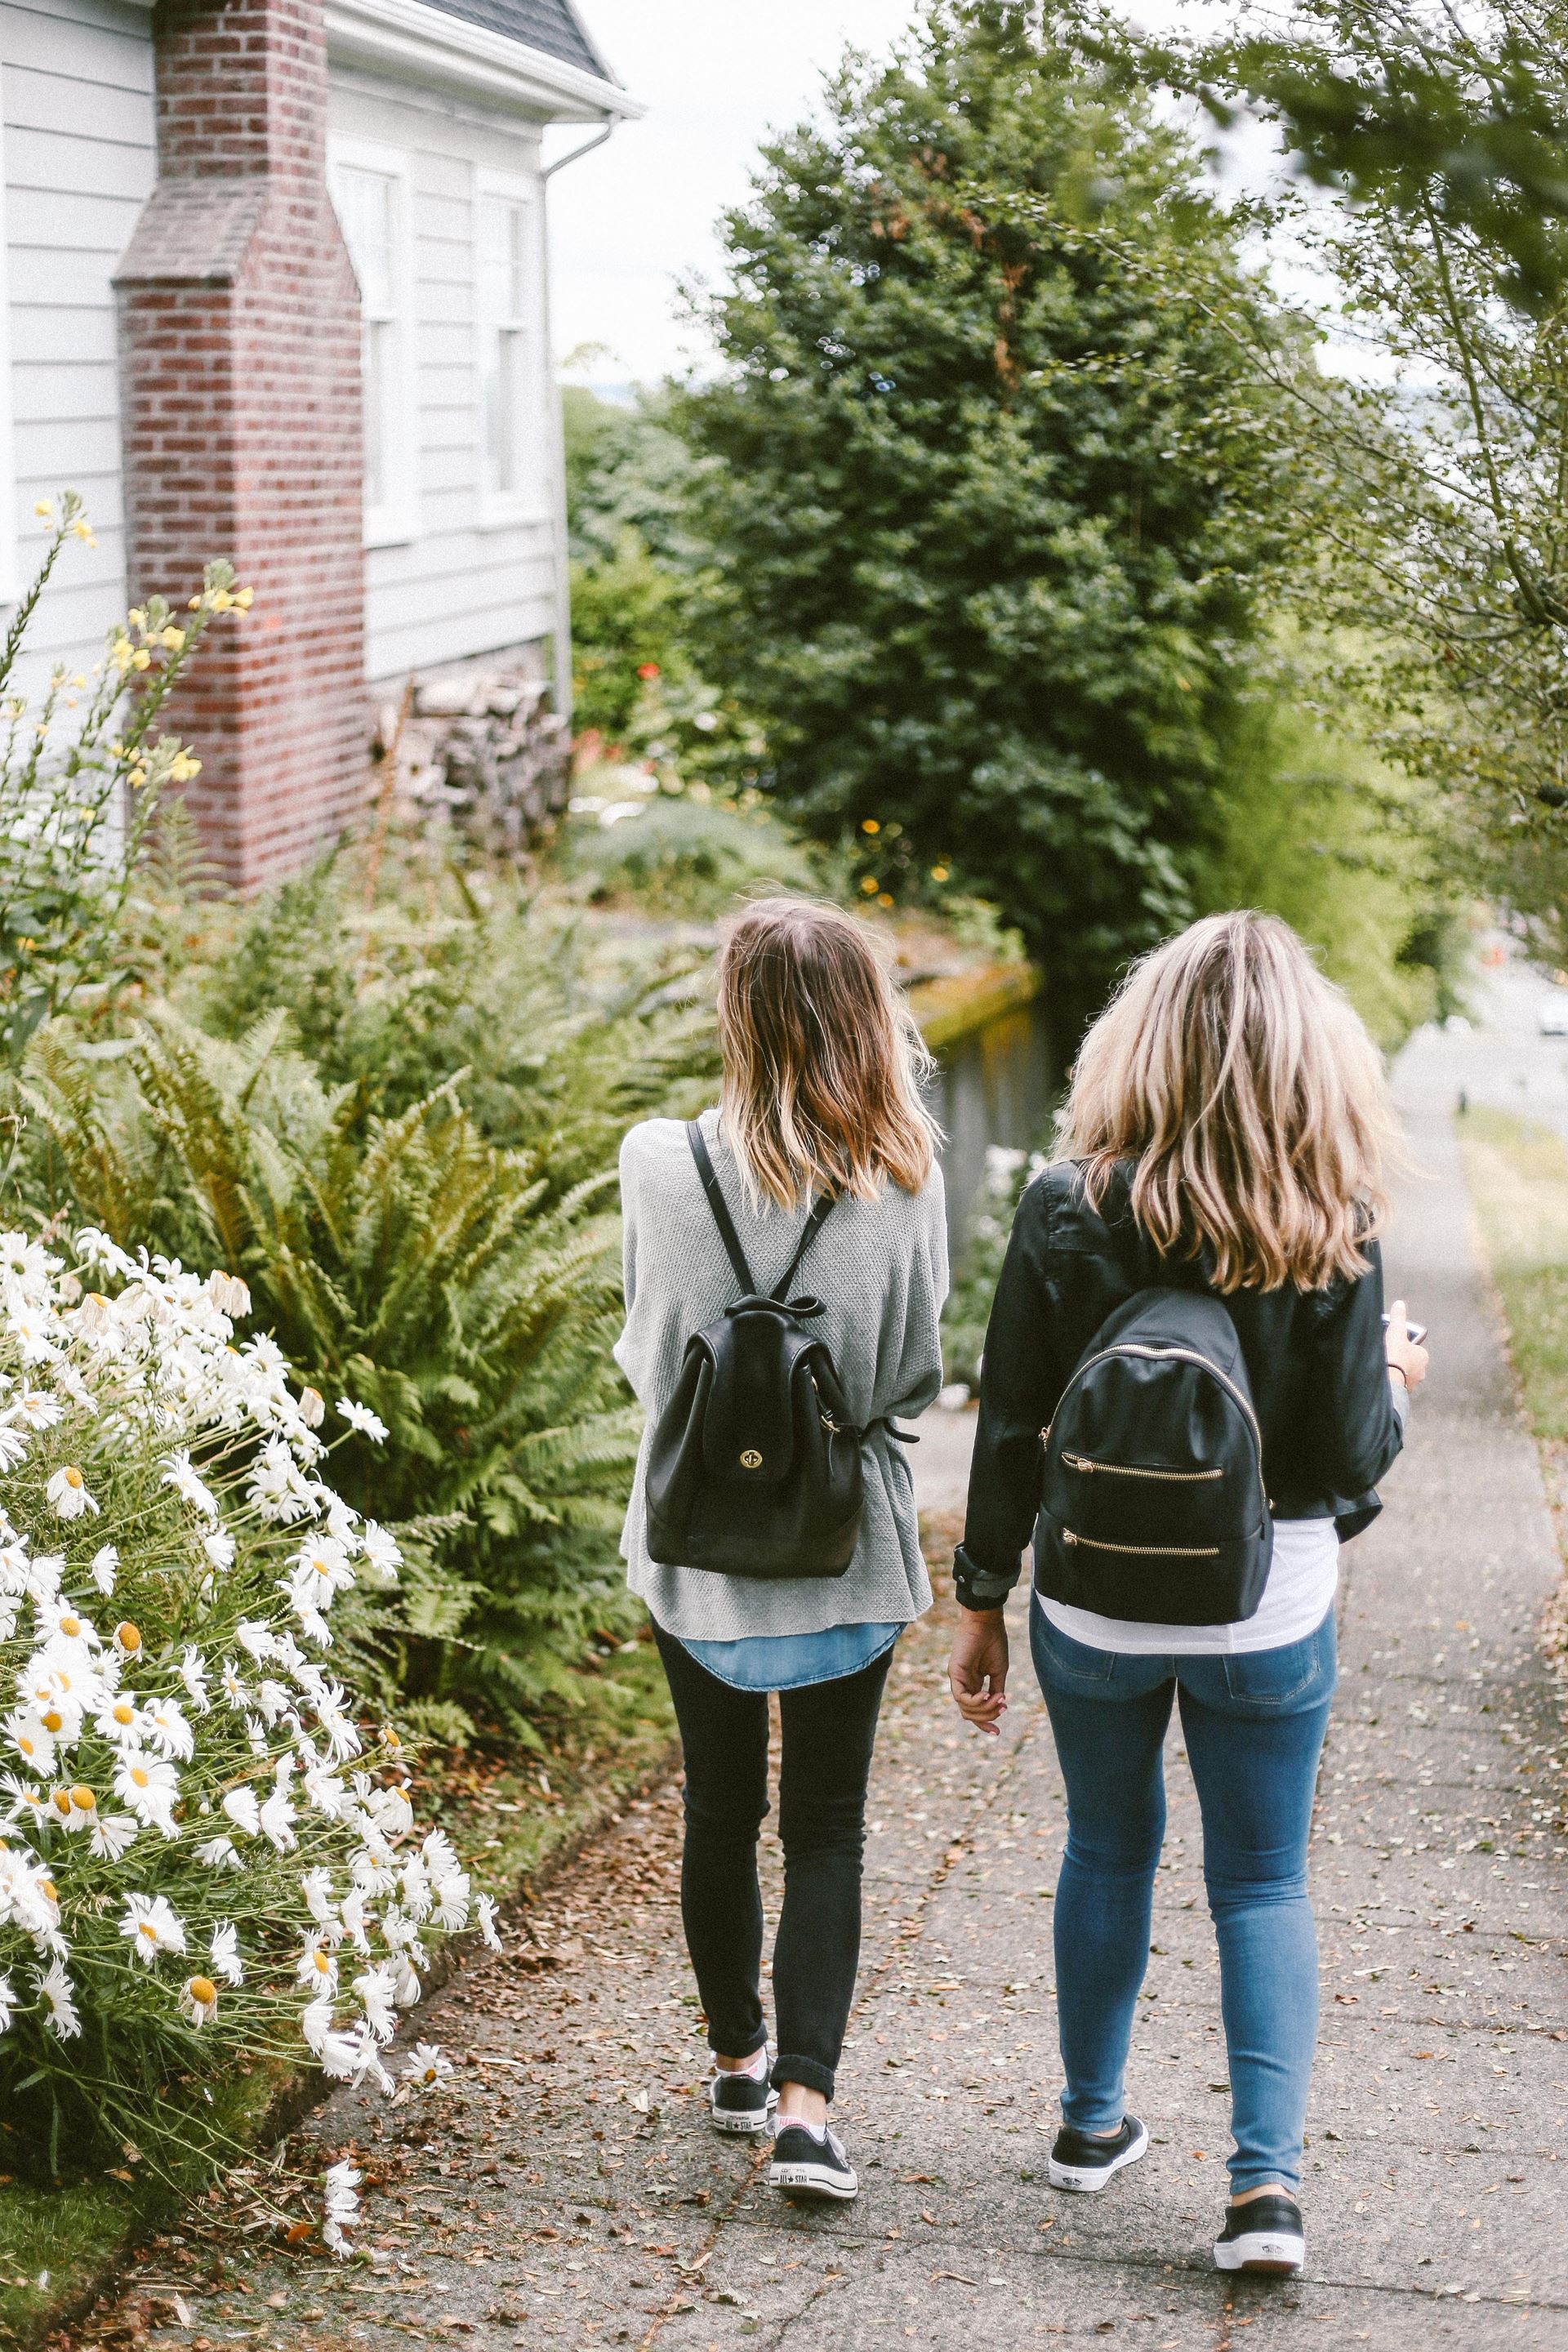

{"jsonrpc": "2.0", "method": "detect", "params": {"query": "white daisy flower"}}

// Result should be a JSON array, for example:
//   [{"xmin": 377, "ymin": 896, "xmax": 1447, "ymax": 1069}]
[
  {"xmin": 142, "ymin": 1696, "xmax": 194, "ymax": 1762},
  {"xmin": 113, "ymin": 1752, "xmax": 180, "ymax": 1836},
  {"xmin": 475, "ymin": 1894, "xmax": 503, "ymax": 1953},
  {"xmin": 178, "ymin": 1646, "xmax": 211, "ymax": 1713},
  {"xmin": 206, "ymin": 1271, "xmax": 251, "ymax": 1318},
  {"xmin": 0, "ymin": 1424, "xmax": 29, "ymax": 1472},
  {"xmin": 300, "ymin": 1993, "xmax": 336, "ymax": 2056},
  {"xmin": 296, "ymin": 1384, "xmax": 327, "ymax": 1431},
  {"xmin": 34, "ymin": 1957, "xmax": 80, "ymax": 2039},
  {"xmin": 4, "ymin": 1708, "xmax": 56, "ymax": 1775},
  {"xmin": 120, "ymin": 1891, "xmax": 187, "ymax": 1965},
  {"xmin": 359, "ymin": 1521, "xmax": 402, "ymax": 1582},
  {"xmin": 430, "ymin": 1873, "xmax": 470, "ymax": 1933},
  {"xmin": 322, "ymin": 2158, "xmax": 362, "ymax": 2258},
  {"xmin": 210, "ymin": 1921, "xmax": 244, "ymax": 1985},
  {"xmin": 180, "ymin": 1972, "xmax": 219, "ymax": 2026},
  {"xmin": 259, "ymin": 1782, "xmax": 297, "ymax": 1852},
  {"xmin": 46, "ymin": 1465, "xmax": 99, "ymax": 1521},
  {"xmin": 402, "ymin": 2040, "xmax": 452, "ymax": 2087},
  {"xmin": 0, "ymin": 1973, "xmax": 14, "ymax": 2033},
  {"xmin": 91, "ymin": 1812, "xmax": 140, "ymax": 1862},
  {"xmin": 12, "ymin": 1385, "xmax": 62, "ymax": 1431},
  {"xmin": 194, "ymin": 1834, "xmax": 242, "ymax": 1871},
  {"xmin": 161, "ymin": 1448, "xmax": 218, "ymax": 1517},
  {"xmin": 296, "ymin": 1934, "xmax": 338, "ymax": 1994},
  {"xmin": 343, "ymin": 2021, "xmax": 394, "ymax": 2096},
  {"xmin": 202, "ymin": 1526, "xmax": 236, "ymax": 1571},
  {"xmin": 221, "ymin": 1786, "xmax": 261, "ymax": 1837},
  {"xmin": 89, "ymin": 1544, "xmax": 118, "ymax": 1595},
  {"xmin": 353, "ymin": 1961, "xmax": 399, "ymax": 2042},
  {"xmin": 339, "ymin": 1884, "xmax": 372, "ymax": 1955},
  {"xmin": 301, "ymin": 1866, "xmax": 336, "ymax": 1927},
  {"xmin": 336, "ymin": 1398, "xmax": 388, "ymax": 1444}
]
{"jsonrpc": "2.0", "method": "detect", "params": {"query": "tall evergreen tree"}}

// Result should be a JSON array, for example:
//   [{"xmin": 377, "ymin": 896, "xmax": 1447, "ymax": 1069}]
[{"xmin": 677, "ymin": 0, "xmax": 1303, "ymax": 1013}]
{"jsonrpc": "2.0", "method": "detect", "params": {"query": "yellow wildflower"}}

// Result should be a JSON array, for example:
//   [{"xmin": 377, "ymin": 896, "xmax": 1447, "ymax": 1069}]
[
  {"xmin": 33, "ymin": 499, "xmax": 52, "ymax": 522},
  {"xmin": 209, "ymin": 588, "xmax": 234, "ymax": 612},
  {"xmin": 131, "ymin": 648, "xmax": 152, "ymax": 671},
  {"xmin": 233, "ymin": 586, "xmax": 255, "ymax": 610},
  {"xmin": 168, "ymin": 751, "xmax": 201, "ymax": 785},
  {"xmin": 160, "ymin": 626, "xmax": 185, "ymax": 652},
  {"xmin": 70, "ymin": 519, "xmax": 96, "ymax": 546},
  {"xmin": 127, "ymin": 608, "xmax": 147, "ymax": 633},
  {"xmin": 859, "ymin": 876, "xmax": 879, "ymax": 896}
]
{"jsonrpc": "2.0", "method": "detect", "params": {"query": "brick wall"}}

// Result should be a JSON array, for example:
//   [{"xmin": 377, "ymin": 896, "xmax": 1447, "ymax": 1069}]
[{"xmin": 114, "ymin": 0, "xmax": 368, "ymax": 892}]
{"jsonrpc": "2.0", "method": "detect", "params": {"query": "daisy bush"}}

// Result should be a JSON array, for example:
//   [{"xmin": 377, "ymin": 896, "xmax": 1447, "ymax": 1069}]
[{"xmin": 0, "ymin": 1224, "xmax": 489, "ymax": 2217}]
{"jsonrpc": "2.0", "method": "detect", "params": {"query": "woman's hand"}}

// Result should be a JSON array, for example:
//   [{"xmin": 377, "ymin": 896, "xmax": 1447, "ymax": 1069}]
[
  {"xmin": 1385, "ymin": 1298, "xmax": 1429, "ymax": 1395},
  {"xmin": 947, "ymin": 1608, "xmax": 1009, "ymax": 1735}
]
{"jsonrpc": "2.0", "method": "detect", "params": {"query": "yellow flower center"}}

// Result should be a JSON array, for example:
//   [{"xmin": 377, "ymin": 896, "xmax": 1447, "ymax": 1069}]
[
  {"xmin": 313, "ymin": 1950, "xmax": 331, "ymax": 1974},
  {"xmin": 116, "ymin": 1623, "xmax": 142, "ymax": 1654},
  {"xmin": 64, "ymin": 1467, "xmax": 82, "ymax": 1490},
  {"xmin": 113, "ymin": 1702, "xmax": 136, "ymax": 1726},
  {"xmin": 187, "ymin": 1976, "xmax": 217, "ymax": 2007},
  {"xmin": 41, "ymin": 1710, "xmax": 63, "ymax": 1734},
  {"xmin": 38, "ymin": 1877, "xmax": 57, "ymax": 1903},
  {"xmin": 59, "ymin": 1616, "xmax": 80, "ymax": 1638},
  {"xmin": 138, "ymin": 1921, "xmax": 158, "ymax": 1942},
  {"xmin": 130, "ymin": 1766, "xmax": 149, "ymax": 1790},
  {"xmin": 70, "ymin": 1785, "xmax": 95, "ymax": 1812},
  {"xmin": 17, "ymin": 1733, "xmax": 34, "ymax": 1756},
  {"xmin": 50, "ymin": 1788, "xmax": 72, "ymax": 1815}
]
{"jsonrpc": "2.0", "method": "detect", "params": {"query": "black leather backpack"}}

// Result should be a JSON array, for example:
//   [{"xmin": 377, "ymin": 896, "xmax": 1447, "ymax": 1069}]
[
  {"xmin": 644, "ymin": 1124, "xmax": 866, "ymax": 1579},
  {"xmin": 1036, "ymin": 1288, "xmax": 1273, "ymax": 1624}
]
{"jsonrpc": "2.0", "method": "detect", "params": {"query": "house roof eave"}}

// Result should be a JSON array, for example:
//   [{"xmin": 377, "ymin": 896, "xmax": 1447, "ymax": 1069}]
[{"xmin": 324, "ymin": 0, "xmax": 645, "ymax": 124}]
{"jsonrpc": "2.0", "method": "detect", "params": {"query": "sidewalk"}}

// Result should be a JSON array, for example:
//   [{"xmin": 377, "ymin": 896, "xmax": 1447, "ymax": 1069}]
[{"xmin": 64, "ymin": 1052, "xmax": 1568, "ymax": 2350}]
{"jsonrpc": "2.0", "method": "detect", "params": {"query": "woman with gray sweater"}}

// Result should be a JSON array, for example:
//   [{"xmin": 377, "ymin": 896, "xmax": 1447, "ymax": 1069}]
[{"xmin": 615, "ymin": 898, "xmax": 947, "ymax": 2203}]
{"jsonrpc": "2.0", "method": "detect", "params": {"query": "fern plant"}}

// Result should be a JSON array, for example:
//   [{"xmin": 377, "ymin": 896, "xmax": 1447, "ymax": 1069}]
[{"xmin": 20, "ymin": 1003, "xmax": 667, "ymax": 1740}]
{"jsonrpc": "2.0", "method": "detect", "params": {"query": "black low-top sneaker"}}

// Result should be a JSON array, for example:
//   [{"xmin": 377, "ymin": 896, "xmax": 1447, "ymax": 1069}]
[
  {"xmin": 768, "ymin": 2121, "xmax": 859, "ymax": 2203},
  {"xmin": 1046, "ymin": 2114, "xmax": 1150, "ymax": 2193},
  {"xmin": 1214, "ymin": 2192, "xmax": 1306, "ymax": 2276},
  {"xmin": 709, "ymin": 2054, "xmax": 777, "ymax": 2136}
]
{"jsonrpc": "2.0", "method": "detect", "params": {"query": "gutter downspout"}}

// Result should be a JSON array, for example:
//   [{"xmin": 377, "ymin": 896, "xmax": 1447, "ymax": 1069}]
[{"xmin": 541, "ymin": 114, "xmax": 617, "ymax": 729}]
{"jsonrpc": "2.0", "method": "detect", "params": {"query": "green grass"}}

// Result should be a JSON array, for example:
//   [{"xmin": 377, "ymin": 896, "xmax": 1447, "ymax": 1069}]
[
  {"xmin": 1457, "ymin": 1105, "xmax": 1568, "ymax": 1443},
  {"xmin": 0, "ymin": 1638, "xmax": 675, "ymax": 2351}
]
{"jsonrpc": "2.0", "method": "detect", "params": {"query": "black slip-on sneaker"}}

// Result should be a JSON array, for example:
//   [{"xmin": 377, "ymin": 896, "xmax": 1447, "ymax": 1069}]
[
  {"xmin": 768, "ymin": 2121, "xmax": 859, "ymax": 2203},
  {"xmin": 1046, "ymin": 2114, "xmax": 1150, "ymax": 2193},
  {"xmin": 1214, "ymin": 2192, "xmax": 1306, "ymax": 2276},
  {"xmin": 709, "ymin": 2057, "xmax": 778, "ymax": 2136}
]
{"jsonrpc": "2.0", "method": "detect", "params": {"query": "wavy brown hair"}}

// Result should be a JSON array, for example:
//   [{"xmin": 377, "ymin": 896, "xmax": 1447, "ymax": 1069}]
[
  {"xmin": 1059, "ymin": 911, "xmax": 1395, "ymax": 1294},
  {"xmin": 716, "ymin": 898, "xmax": 938, "ymax": 1209}
]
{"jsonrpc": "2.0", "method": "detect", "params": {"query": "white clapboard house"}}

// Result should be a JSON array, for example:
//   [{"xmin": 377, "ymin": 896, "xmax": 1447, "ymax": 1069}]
[{"xmin": 0, "ymin": 0, "xmax": 637, "ymax": 884}]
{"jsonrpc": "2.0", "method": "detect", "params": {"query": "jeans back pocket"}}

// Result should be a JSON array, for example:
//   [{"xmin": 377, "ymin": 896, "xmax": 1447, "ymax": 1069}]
[{"xmin": 1218, "ymin": 1617, "xmax": 1336, "ymax": 1710}]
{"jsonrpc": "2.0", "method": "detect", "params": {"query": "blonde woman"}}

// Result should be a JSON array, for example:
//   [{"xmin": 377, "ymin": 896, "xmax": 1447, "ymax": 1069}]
[
  {"xmin": 616, "ymin": 898, "xmax": 947, "ymax": 2203},
  {"xmin": 947, "ymin": 911, "xmax": 1427, "ymax": 2277}
]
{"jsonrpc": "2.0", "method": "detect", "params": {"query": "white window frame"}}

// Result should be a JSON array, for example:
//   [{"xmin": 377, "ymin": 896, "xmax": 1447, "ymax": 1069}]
[
  {"xmin": 474, "ymin": 167, "xmax": 548, "ymax": 529},
  {"xmin": 327, "ymin": 136, "xmax": 419, "ymax": 550},
  {"xmin": 0, "ymin": 91, "xmax": 18, "ymax": 608}
]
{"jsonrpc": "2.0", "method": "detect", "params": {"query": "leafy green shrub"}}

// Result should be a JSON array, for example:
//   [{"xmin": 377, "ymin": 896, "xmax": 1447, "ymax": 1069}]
[
  {"xmin": 560, "ymin": 796, "xmax": 822, "ymax": 920},
  {"xmin": 0, "ymin": 1228, "xmax": 457, "ymax": 2206}
]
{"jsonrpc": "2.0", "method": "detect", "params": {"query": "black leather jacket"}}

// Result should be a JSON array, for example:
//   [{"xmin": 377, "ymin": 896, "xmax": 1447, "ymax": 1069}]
[{"xmin": 952, "ymin": 1160, "xmax": 1405, "ymax": 1613}]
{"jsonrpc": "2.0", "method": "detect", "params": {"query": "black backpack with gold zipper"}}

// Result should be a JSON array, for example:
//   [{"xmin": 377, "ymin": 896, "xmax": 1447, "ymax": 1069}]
[
  {"xmin": 1036, "ymin": 1287, "xmax": 1273, "ymax": 1624},
  {"xmin": 644, "ymin": 1123, "xmax": 867, "ymax": 1579}
]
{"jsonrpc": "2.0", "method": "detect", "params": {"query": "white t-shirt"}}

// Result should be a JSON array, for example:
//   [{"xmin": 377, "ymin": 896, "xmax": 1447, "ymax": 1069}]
[{"xmin": 1038, "ymin": 1514, "xmax": 1339, "ymax": 1656}]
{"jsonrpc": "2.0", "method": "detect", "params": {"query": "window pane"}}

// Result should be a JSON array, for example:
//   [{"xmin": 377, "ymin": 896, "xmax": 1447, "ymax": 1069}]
[
  {"xmin": 339, "ymin": 168, "xmax": 397, "ymax": 318},
  {"xmin": 363, "ymin": 317, "xmax": 391, "ymax": 511},
  {"xmin": 480, "ymin": 195, "xmax": 528, "ymax": 326}
]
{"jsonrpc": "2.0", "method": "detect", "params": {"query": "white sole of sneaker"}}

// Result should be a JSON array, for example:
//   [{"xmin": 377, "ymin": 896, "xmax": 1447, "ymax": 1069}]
[
  {"xmin": 769, "ymin": 2159, "xmax": 859, "ymax": 2202},
  {"xmin": 710, "ymin": 2087, "xmax": 778, "ymax": 2137},
  {"xmin": 1214, "ymin": 2230, "xmax": 1305, "ymax": 2276},
  {"xmin": 1046, "ymin": 2121, "xmax": 1150, "ymax": 2194}
]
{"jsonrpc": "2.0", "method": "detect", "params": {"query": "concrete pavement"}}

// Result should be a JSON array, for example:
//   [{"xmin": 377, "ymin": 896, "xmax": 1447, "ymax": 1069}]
[{"xmin": 64, "ymin": 1018, "xmax": 1568, "ymax": 2351}]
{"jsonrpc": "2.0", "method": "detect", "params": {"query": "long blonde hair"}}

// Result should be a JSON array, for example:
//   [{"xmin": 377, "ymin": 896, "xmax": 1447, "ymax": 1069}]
[
  {"xmin": 716, "ymin": 897, "xmax": 938, "ymax": 1209},
  {"xmin": 1059, "ymin": 911, "xmax": 1395, "ymax": 1293}
]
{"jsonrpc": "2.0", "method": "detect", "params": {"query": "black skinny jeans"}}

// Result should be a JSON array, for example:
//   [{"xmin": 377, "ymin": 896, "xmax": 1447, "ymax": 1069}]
[{"xmin": 653, "ymin": 1622, "xmax": 893, "ymax": 2101}]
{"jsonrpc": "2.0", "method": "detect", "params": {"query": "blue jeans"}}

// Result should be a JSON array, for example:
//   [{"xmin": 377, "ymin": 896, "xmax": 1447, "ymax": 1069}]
[{"xmin": 1030, "ymin": 1604, "xmax": 1336, "ymax": 2194}]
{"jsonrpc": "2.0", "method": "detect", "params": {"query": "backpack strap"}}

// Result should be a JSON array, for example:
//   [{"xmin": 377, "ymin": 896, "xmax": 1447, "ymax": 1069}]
[
  {"xmin": 771, "ymin": 1191, "xmax": 835, "ymax": 1303},
  {"xmin": 687, "ymin": 1120, "xmax": 757, "ymax": 1295},
  {"xmin": 686, "ymin": 1120, "xmax": 836, "ymax": 1302}
]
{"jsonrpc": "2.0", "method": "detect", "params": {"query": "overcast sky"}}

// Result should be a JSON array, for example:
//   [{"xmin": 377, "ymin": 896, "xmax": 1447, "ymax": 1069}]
[{"xmin": 546, "ymin": 2, "xmax": 947, "ymax": 385}]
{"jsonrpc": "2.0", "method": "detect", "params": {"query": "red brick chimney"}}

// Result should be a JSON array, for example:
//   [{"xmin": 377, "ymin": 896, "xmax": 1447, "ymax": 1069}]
[{"xmin": 114, "ymin": 0, "xmax": 368, "ymax": 890}]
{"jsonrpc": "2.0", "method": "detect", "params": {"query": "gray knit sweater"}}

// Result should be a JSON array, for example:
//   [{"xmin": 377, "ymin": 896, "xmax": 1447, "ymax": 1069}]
[{"xmin": 614, "ymin": 1108, "xmax": 948, "ymax": 1642}]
